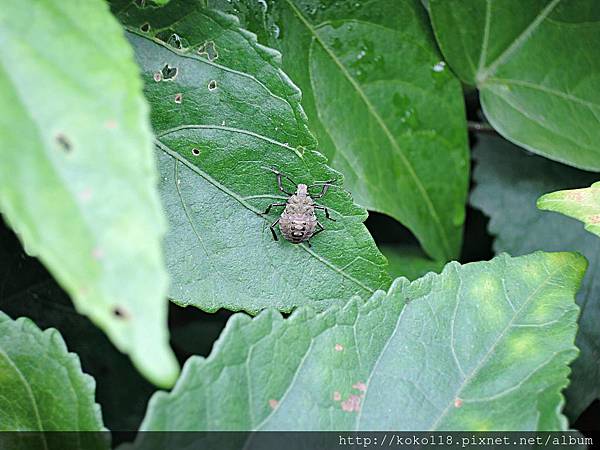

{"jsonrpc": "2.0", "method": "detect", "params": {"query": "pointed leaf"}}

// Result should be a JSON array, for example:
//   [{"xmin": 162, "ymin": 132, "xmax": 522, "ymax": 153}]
[
  {"xmin": 210, "ymin": 0, "xmax": 470, "ymax": 261},
  {"xmin": 430, "ymin": 0, "xmax": 600, "ymax": 170},
  {"xmin": 111, "ymin": 1, "xmax": 391, "ymax": 313},
  {"xmin": 538, "ymin": 182, "xmax": 600, "ymax": 238},
  {"xmin": 0, "ymin": 312, "xmax": 107, "ymax": 448},
  {"xmin": 0, "ymin": 0, "xmax": 178, "ymax": 386},
  {"xmin": 470, "ymin": 134, "xmax": 599, "ymax": 419},
  {"xmin": 135, "ymin": 252, "xmax": 584, "ymax": 434}
]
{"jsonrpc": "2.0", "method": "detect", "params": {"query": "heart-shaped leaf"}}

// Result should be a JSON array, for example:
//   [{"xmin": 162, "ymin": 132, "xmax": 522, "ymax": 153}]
[
  {"xmin": 0, "ymin": 0, "xmax": 177, "ymax": 387},
  {"xmin": 470, "ymin": 134, "xmax": 599, "ymax": 420},
  {"xmin": 111, "ymin": 0, "xmax": 391, "ymax": 314},
  {"xmin": 209, "ymin": 0, "xmax": 470, "ymax": 262},
  {"xmin": 538, "ymin": 182, "xmax": 600, "ymax": 238},
  {"xmin": 430, "ymin": 0, "xmax": 600, "ymax": 170},
  {"xmin": 132, "ymin": 251, "xmax": 584, "ymax": 436}
]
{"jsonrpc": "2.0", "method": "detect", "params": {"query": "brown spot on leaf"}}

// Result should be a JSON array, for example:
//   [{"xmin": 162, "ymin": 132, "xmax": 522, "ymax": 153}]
[
  {"xmin": 333, "ymin": 391, "xmax": 341, "ymax": 401},
  {"xmin": 153, "ymin": 72, "xmax": 162, "ymax": 82},
  {"xmin": 174, "ymin": 93, "xmax": 183, "ymax": 104},
  {"xmin": 112, "ymin": 306, "xmax": 131, "ymax": 320},
  {"xmin": 589, "ymin": 214, "xmax": 600, "ymax": 224},
  {"xmin": 55, "ymin": 133, "xmax": 72, "ymax": 152},
  {"xmin": 268, "ymin": 399, "xmax": 278, "ymax": 410},
  {"xmin": 352, "ymin": 382, "xmax": 367, "ymax": 393},
  {"xmin": 454, "ymin": 398, "xmax": 463, "ymax": 408},
  {"xmin": 341, "ymin": 394, "xmax": 361, "ymax": 412},
  {"xmin": 334, "ymin": 343, "xmax": 343, "ymax": 352},
  {"xmin": 105, "ymin": 119, "xmax": 117, "ymax": 129}
]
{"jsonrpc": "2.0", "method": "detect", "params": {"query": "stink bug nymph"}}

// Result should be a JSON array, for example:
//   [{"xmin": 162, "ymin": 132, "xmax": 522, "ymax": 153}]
[{"xmin": 264, "ymin": 168, "xmax": 336, "ymax": 246}]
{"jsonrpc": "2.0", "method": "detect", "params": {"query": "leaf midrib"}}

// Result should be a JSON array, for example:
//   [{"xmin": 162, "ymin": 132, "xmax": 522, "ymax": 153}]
[
  {"xmin": 155, "ymin": 139, "xmax": 376, "ymax": 295},
  {"xmin": 427, "ymin": 260, "xmax": 570, "ymax": 430},
  {"xmin": 284, "ymin": 0, "xmax": 453, "ymax": 260},
  {"xmin": 476, "ymin": 0, "xmax": 561, "ymax": 84},
  {"xmin": 0, "ymin": 344, "xmax": 48, "ymax": 446}
]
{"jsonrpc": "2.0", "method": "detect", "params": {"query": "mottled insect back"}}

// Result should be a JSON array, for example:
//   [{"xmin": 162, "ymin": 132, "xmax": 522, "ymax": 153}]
[{"xmin": 264, "ymin": 168, "xmax": 336, "ymax": 246}]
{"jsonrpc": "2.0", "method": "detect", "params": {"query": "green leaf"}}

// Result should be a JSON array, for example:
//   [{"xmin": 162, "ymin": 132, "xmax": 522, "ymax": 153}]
[
  {"xmin": 430, "ymin": 0, "xmax": 600, "ymax": 170},
  {"xmin": 134, "ymin": 252, "xmax": 584, "ymax": 434},
  {"xmin": 0, "ymin": 0, "xmax": 178, "ymax": 386},
  {"xmin": 538, "ymin": 182, "xmax": 600, "ymax": 238},
  {"xmin": 380, "ymin": 244, "xmax": 444, "ymax": 280},
  {"xmin": 0, "ymin": 311, "xmax": 107, "ymax": 444},
  {"xmin": 111, "ymin": 1, "xmax": 391, "ymax": 313},
  {"xmin": 470, "ymin": 134, "xmax": 599, "ymax": 420},
  {"xmin": 210, "ymin": 0, "xmax": 470, "ymax": 262}
]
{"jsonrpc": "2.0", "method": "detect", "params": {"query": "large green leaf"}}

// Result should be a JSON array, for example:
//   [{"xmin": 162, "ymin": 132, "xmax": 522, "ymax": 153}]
[
  {"xmin": 133, "ymin": 252, "xmax": 583, "ymax": 435},
  {"xmin": 0, "ymin": 0, "xmax": 178, "ymax": 386},
  {"xmin": 538, "ymin": 182, "xmax": 600, "ymax": 238},
  {"xmin": 470, "ymin": 134, "xmax": 599, "ymax": 419},
  {"xmin": 111, "ymin": 0, "xmax": 390, "ymax": 313},
  {"xmin": 0, "ymin": 312, "xmax": 107, "ymax": 447},
  {"xmin": 210, "ymin": 0, "xmax": 469, "ymax": 262},
  {"xmin": 430, "ymin": 0, "xmax": 600, "ymax": 170}
]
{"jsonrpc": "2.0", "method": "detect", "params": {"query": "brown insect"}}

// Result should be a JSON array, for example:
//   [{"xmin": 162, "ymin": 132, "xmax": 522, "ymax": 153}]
[{"xmin": 264, "ymin": 168, "xmax": 336, "ymax": 246}]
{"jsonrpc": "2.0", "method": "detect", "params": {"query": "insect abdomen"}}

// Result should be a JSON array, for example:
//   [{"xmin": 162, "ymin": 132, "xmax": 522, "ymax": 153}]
[{"xmin": 279, "ymin": 214, "xmax": 317, "ymax": 244}]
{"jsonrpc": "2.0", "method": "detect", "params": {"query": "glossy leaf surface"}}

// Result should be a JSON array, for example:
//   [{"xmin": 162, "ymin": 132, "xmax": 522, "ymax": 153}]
[
  {"xmin": 431, "ymin": 0, "xmax": 600, "ymax": 170},
  {"xmin": 211, "ymin": 0, "xmax": 470, "ymax": 261}
]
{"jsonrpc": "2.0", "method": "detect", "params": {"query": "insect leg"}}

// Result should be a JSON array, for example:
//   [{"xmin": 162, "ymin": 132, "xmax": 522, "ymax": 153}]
[
  {"xmin": 267, "ymin": 167, "xmax": 296, "ymax": 195},
  {"xmin": 264, "ymin": 202, "xmax": 287, "ymax": 214},
  {"xmin": 269, "ymin": 218, "xmax": 280, "ymax": 241},
  {"xmin": 309, "ymin": 179, "xmax": 336, "ymax": 198},
  {"xmin": 314, "ymin": 205, "xmax": 336, "ymax": 221},
  {"xmin": 312, "ymin": 221, "xmax": 325, "ymax": 236}
]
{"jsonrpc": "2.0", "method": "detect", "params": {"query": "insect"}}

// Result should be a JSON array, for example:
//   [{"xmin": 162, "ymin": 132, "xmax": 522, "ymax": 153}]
[{"xmin": 264, "ymin": 168, "xmax": 336, "ymax": 246}]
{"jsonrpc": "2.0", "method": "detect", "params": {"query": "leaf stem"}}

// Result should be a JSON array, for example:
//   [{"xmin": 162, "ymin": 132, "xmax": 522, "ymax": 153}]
[{"xmin": 467, "ymin": 121, "xmax": 498, "ymax": 135}]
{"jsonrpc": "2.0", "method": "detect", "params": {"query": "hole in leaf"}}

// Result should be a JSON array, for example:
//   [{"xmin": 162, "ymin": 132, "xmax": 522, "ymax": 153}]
[
  {"xmin": 167, "ymin": 33, "xmax": 183, "ymax": 49},
  {"xmin": 161, "ymin": 64, "xmax": 178, "ymax": 80},
  {"xmin": 55, "ymin": 133, "xmax": 72, "ymax": 152},
  {"xmin": 197, "ymin": 41, "xmax": 218, "ymax": 61},
  {"xmin": 174, "ymin": 93, "xmax": 183, "ymax": 104},
  {"xmin": 191, "ymin": 147, "xmax": 200, "ymax": 156},
  {"xmin": 208, "ymin": 80, "xmax": 217, "ymax": 91},
  {"xmin": 140, "ymin": 22, "xmax": 151, "ymax": 33},
  {"xmin": 112, "ymin": 306, "xmax": 130, "ymax": 320}
]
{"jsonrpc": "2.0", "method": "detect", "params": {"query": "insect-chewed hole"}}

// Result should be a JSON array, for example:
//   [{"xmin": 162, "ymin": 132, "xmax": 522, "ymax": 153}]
[
  {"xmin": 197, "ymin": 41, "xmax": 218, "ymax": 61},
  {"xmin": 174, "ymin": 93, "xmax": 183, "ymax": 104},
  {"xmin": 55, "ymin": 133, "xmax": 72, "ymax": 152},
  {"xmin": 112, "ymin": 306, "xmax": 130, "ymax": 320},
  {"xmin": 140, "ymin": 22, "xmax": 151, "ymax": 32},
  {"xmin": 191, "ymin": 147, "xmax": 201, "ymax": 156},
  {"xmin": 167, "ymin": 33, "xmax": 183, "ymax": 49},
  {"xmin": 208, "ymin": 80, "xmax": 217, "ymax": 91},
  {"xmin": 161, "ymin": 64, "xmax": 178, "ymax": 80}
]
